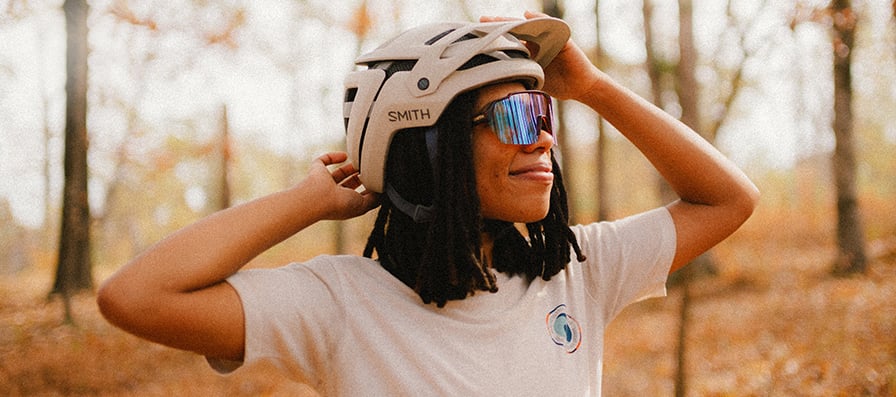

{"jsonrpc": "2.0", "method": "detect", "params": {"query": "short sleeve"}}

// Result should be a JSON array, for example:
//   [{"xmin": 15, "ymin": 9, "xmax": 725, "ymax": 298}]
[
  {"xmin": 206, "ymin": 257, "xmax": 348, "ymax": 386},
  {"xmin": 572, "ymin": 207, "xmax": 676, "ymax": 322}
]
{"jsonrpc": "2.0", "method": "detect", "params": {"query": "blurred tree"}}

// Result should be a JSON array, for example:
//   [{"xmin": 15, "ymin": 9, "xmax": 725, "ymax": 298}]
[
  {"xmin": 829, "ymin": 0, "xmax": 867, "ymax": 274},
  {"xmin": 672, "ymin": 0, "xmax": 700, "ymax": 397},
  {"xmin": 670, "ymin": 3, "xmax": 700, "ymax": 395},
  {"xmin": 675, "ymin": 0, "xmax": 699, "ymax": 136},
  {"xmin": 593, "ymin": 0, "xmax": 609, "ymax": 222},
  {"xmin": 642, "ymin": 1, "xmax": 773, "ymax": 395},
  {"xmin": 644, "ymin": 0, "xmax": 698, "ymax": 210},
  {"xmin": 0, "ymin": 199, "xmax": 29, "ymax": 274},
  {"xmin": 92, "ymin": 0, "xmax": 247, "ymax": 264},
  {"xmin": 541, "ymin": 0, "xmax": 581, "ymax": 223},
  {"xmin": 217, "ymin": 103, "xmax": 232, "ymax": 210},
  {"xmin": 92, "ymin": 1, "xmax": 166, "ymax": 268},
  {"xmin": 642, "ymin": 0, "xmax": 666, "ymax": 110},
  {"xmin": 52, "ymin": 0, "xmax": 91, "ymax": 322}
]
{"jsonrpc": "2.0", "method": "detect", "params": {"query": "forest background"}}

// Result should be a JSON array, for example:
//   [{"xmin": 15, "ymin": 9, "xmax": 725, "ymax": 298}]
[{"xmin": 1, "ymin": 0, "xmax": 895, "ymax": 396}]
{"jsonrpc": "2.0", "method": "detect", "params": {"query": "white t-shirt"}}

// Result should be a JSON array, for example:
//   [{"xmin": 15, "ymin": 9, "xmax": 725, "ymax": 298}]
[{"xmin": 210, "ymin": 207, "xmax": 676, "ymax": 396}]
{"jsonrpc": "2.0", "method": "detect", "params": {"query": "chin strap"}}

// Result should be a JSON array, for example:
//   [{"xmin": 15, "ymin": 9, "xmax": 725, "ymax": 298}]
[
  {"xmin": 385, "ymin": 184, "xmax": 434, "ymax": 223},
  {"xmin": 383, "ymin": 126, "xmax": 438, "ymax": 224}
]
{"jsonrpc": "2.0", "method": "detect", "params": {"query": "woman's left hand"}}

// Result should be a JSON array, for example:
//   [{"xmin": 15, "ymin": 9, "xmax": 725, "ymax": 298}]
[{"xmin": 480, "ymin": 11, "xmax": 601, "ymax": 102}]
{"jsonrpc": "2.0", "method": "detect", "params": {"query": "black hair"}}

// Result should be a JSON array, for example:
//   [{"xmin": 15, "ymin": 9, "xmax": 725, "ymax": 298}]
[{"xmin": 363, "ymin": 90, "xmax": 585, "ymax": 307}]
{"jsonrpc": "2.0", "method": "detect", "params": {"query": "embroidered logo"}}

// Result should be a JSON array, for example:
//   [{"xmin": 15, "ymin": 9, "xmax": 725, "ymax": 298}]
[{"xmin": 546, "ymin": 304, "xmax": 582, "ymax": 353}]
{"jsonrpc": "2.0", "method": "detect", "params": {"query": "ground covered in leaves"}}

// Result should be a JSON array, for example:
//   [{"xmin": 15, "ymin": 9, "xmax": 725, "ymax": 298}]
[
  {"xmin": 2, "ymin": 207, "xmax": 894, "ymax": 396},
  {"xmin": 603, "ymin": 224, "xmax": 896, "ymax": 396}
]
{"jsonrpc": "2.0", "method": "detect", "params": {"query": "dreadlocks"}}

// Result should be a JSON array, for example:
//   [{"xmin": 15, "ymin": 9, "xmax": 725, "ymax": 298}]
[{"xmin": 363, "ymin": 90, "xmax": 586, "ymax": 307}]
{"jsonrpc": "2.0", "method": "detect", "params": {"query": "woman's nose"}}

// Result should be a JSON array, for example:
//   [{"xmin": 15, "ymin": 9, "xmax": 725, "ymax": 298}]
[{"xmin": 522, "ymin": 122, "xmax": 554, "ymax": 153}]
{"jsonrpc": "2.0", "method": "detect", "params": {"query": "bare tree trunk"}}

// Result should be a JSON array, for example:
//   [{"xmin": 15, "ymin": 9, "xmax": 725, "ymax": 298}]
[
  {"xmin": 595, "ymin": 125, "xmax": 609, "ymax": 222},
  {"xmin": 674, "ymin": 0, "xmax": 718, "ymax": 279},
  {"xmin": 830, "ymin": 0, "xmax": 867, "ymax": 275},
  {"xmin": 643, "ymin": 0, "xmax": 664, "ymax": 108},
  {"xmin": 541, "ymin": 0, "xmax": 581, "ymax": 223},
  {"xmin": 641, "ymin": 4, "xmax": 685, "ymax": 393},
  {"xmin": 594, "ymin": 0, "xmax": 609, "ymax": 222},
  {"xmin": 676, "ymin": 0, "xmax": 700, "ymax": 137},
  {"xmin": 218, "ymin": 103, "xmax": 232, "ymax": 210},
  {"xmin": 673, "ymin": 5, "xmax": 695, "ymax": 397},
  {"xmin": 52, "ymin": 0, "xmax": 92, "ymax": 319},
  {"xmin": 644, "ymin": 0, "xmax": 679, "ymax": 207},
  {"xmin": 669, "ymin": 1, "xmax": 710, "ymax": 396}
]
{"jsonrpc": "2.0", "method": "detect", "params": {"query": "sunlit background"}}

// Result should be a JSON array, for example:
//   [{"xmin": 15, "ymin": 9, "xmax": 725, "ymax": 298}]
[
  {"xmin": 4, "ymin": 0, "xmax": 893, "ymax": 229},
  {"xmin": 1, "ymin": 0, "xmax": 895, "ymax": 396}
]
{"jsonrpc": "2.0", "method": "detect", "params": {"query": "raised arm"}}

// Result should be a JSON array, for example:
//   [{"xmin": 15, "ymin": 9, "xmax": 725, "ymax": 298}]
[
  {"xmin": 494, "ymin": 12, "xmax": 760, "ymax": 273},
  {"xmin": 577, "ymin": 70, "xmax": 759, "ymax": 273},
  {"xmin": 97, "ymin": 152, "xmax": 379, "ymax": 361}
]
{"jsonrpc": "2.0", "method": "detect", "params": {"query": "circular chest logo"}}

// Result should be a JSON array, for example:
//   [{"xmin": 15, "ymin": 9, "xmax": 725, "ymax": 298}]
[{"xmin": 546, "ymin": 304, "xmax": 582, "ymax": 354}]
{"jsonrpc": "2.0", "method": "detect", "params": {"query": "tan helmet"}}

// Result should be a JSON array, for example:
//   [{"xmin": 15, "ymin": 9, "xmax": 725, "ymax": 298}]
[{"xmin": 343, "ymin": 17, "xmax": 570, "ymax": 193}]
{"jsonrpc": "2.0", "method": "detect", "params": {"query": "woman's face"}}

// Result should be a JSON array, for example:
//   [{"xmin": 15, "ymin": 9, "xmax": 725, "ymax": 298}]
[{"xmin": 473, "ymin": 82, "xmax": 555, "ymax": 223}]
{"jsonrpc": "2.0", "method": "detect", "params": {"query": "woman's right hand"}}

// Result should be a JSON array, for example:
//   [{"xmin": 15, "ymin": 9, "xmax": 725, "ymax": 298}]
[
  {"xmin": 303, "ymin": 152, "xmax": 380, "ymax": 221},
  {"xmin": 98, "ymin": 151, "xmax": 380, "ymax": 361}
]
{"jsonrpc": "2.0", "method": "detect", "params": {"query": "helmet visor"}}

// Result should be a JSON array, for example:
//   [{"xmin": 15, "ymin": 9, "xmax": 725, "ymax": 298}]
[{"xmin": 472, "ymin": 91, "xmax": 555, "ymax": 145}]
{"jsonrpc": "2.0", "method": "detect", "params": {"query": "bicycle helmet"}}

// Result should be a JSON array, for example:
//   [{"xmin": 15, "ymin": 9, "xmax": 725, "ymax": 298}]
[{"xmin": 343, "ymin": 17, "xmax": 571, "ymax": 193}]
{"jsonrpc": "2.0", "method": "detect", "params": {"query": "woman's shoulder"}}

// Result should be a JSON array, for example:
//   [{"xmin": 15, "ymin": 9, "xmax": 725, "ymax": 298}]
[
  {"xmin": 570, "ymin": 207, "xmax": 673, "ymax": 236},
  {"xmin": 297, "ymin": 254, "xmax": 379, "ymax": 270},
  {"xmin": 266, "ymin": 254, "xmax": 382, "ymax": 282},
  {"xmin": 568, "ymin": 207, "xmax": 675, "ymax": 260},
  {"xmin": 293, "ymin": 254, "xmax": 409, "ymax": 288}
]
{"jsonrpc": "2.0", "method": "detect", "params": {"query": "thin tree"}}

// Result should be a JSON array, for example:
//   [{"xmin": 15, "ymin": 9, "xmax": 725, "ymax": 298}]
[
  {"xmin": 666, "ymin": 1, "xmax": 773, "ymax": 393},
  {"xmin": 670, "ymin": 3, "xmax": 700, "ymax": 395},
  {"xmin": 642, "ymin": 0, "xmax": 665, "ymax": 111},
  {"xmin": 541, "ymin": 0, "xmax": 581, "ymax": 223},
  {"xmin": 643, "ymin": 1, "xmax": 762, "ymax": 394},
  {"xmin": 217, "ymin": 103, "xmax": 232, "ymax": 210},
  {"xmin": 593, "ymin": 0, "xmax": 609, "ymax": 222},
  {"xmin": 640, "ymin": 3, "xmax": 691, "ymax": 393},
  {"xmin": 52, "ymin": 0, "xmax": 92, "ymax": 322},
  {"xmin": 829, "ymin": 0, "xmax": 867, "ymax": 274}
]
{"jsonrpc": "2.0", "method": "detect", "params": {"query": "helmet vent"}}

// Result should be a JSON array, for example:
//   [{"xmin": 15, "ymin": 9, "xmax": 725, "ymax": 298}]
[
  {"xmin": 425, "ymin": 29, "xmax": 454, "ymax": 45},
  {"xmin": 373, "ymin": 60, "xmax": 417, "ymax": 81},
  {"xmin": 424, "ymin": 29, "xmax": 481, "ymax": 46},
  {"xmin": 458, "ymin": 50, "xmax": 529, "ymax": 71}
]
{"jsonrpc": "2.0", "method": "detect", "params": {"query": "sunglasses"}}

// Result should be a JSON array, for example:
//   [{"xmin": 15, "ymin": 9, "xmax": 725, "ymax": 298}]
[{"xmin": 472, "ymin": 90, "xmax": 555, "ymax": 145}]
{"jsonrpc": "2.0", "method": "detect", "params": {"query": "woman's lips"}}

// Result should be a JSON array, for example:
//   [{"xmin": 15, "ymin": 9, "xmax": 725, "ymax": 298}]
[{"xmin": 510, "ymin": 163, "xmax": 554, "ymax": 181}]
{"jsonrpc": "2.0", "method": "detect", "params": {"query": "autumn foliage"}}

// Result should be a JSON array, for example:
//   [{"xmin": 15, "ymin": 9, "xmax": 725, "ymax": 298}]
[{"xmin": 2, "ymin": 193, "xmax": 895, "ymax": 396}]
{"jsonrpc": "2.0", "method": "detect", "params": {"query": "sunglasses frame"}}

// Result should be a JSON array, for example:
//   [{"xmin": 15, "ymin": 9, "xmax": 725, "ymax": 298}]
[{"xmin": 472, "ymin": 90, "xmax": 555, "ymax": 145}]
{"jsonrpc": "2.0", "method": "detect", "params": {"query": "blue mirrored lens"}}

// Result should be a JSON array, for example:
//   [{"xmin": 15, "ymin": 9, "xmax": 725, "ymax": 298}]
[{"xmin": 486, "ymin": 91, "xmax": 554, "ymax": 145}]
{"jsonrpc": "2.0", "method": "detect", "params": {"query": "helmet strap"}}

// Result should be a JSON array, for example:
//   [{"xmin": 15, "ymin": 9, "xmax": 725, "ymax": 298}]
[
  {"xmin": 384, "ymin": 126, "xmax": 439, "ymax": 223},
  {"xmin": 386, "ymin": 184, "xmax": 433, "ymax": 223},
  {"xmin": 425, "ymin": 125, "xmax": 438, "ymax": 168}
]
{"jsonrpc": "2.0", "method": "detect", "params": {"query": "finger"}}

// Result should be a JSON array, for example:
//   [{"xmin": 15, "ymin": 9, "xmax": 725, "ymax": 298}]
[
  {"xmin": 332, "ymin": 164, "xmax": 359, "ymax": 184},
  {"xmin": 524, "ymin": 10, "xmax": 549, "ymax": 19},
  {"xmin": 337, "ymin": 172, "xmax": 363, "ymax": 189},
  {"xmin": 479, "ymin": 15, "xmax": 520, "ymax": 23},
  {"xmin": 317, "ymin": 151, "xmax": 348, "ymax": 167}
]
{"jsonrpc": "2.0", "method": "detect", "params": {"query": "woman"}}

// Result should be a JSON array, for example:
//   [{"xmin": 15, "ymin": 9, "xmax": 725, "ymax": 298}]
[{"xmin": 98, "ymin": 12, "xmax": 758, "ymax": 396}]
